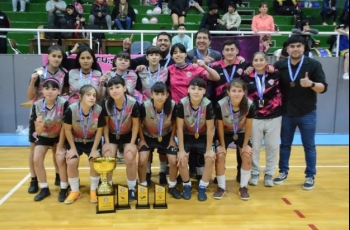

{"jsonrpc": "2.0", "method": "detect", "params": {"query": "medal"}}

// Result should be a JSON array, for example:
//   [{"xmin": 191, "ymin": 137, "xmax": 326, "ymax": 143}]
[
  {"xmin": 37, "ymin": 70, "xmax": 43, "ymax": 76},
  {"xmin": 79, "ymin": 105, "xmax": 92, "ymax": 144},
  {"xmin": 195, "ymin": 133, "xmax": 199, "ymax": 139},
  {"xmin": 154, "ymin": 105, "xmax": 164, "ymax": 143},
  {"xmin": 233, "ymin": 134, "xmax": 238, "ymax": 140},
  {"xmin": 288, "ymin": 55, "xmax": 304, "ymax": 88},
  {"xmin": 158, "ymin": 136, "xmax": 162, "ymax": 142},
  {"xmin": 254, "ymin": 72, "xmax": 266, "ymax": 108},
  {"xmin": 113, "ymin": 97, "xmax": 126, "ymax": 140}
]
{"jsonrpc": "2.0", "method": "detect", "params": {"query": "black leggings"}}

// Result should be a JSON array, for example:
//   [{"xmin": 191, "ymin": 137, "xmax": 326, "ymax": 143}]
[{"xmin": 321, "ymin": 10, "xmax": 338, "ymax": 23}]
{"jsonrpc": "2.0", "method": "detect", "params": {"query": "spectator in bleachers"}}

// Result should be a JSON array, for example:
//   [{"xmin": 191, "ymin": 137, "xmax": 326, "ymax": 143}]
[
  {"xmin": 111, "ymin": 0, "xmax": 136, "ymax": 30},
  {"xmin": 152, "ymin": 26, "xmax": 167, "ymax": 46},
  {"xmin": 46, "ymin": 0, "xmax": 67, "ymax": 27},
  {"xmin": 339, "ymin": 0, "xmax": 349, "ymax": 24},
  {"xmin": 0, "ymin": 10, "xmax": 10, "ymax": 54},
  {"xmin": 73, "ymin": 0, "xmax": 83, "ymax": 14},
  {"xmin": 218, "ymin": 2, "xmax": 241, "ymax": 32},
  {"xmin": 88, "ymin": 0, "xmax": 112, "ymax": 31},
  {"xmin": 320, "ymin": 0, "xmax": 338, "ymax": 26},
  {"xmin": 189, "ymin": 0, "xmax": 205, "ymax": 14},
  {"xmin": 291, "ymin": 20, "xmax": 319, "ymax": 57},
  {"xmin": 274, "ymin": 42, "xmax": 289, "ymax": 61},
  {"xmin": 172, "ymin": 24, "xmax": 193, "ymax": 52},
  {"xmin": 168, "ymin": 0, "xmax": 189, "ymax": 30},
  {"xmin": 336, "ymin": 23, "xmax": 349, "ymax": 80},
  {"xmin": 12, "ymin": 0, "xmax": 29, "ymax": 12},
  {"xmin": 273, "ymin": 0, "xmax": 297, "ymax": 15},
  {"xmin": 259, "ymin": 35, "xmax": 271, "ymax": 54},
  {"xmin": 251, "ymin": 2, "xmax": 275, "ymax": 39},
  {"xmin": 199, "ymin": 4, "xmax": 220, "ymax": 31},
  {"xmin": 64, "ymin": 4, "xmax": 84, "ymax": 25}
]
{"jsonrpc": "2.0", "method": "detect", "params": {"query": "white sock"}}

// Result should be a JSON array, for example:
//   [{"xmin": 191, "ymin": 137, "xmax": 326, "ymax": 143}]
[
  {"xmin": 182, "ymin": 180, "xmax": 192, "ymax": 187},
  {"xmin": 90, "ymin": 176, "xmax": 100, "ymax": 190},
  {"xmin": 147, "ymin": 162, "xmax": 151, "ymax": 173},
  {"xmin": 240, "ymin": 169, "xmax": 251, "ymax": 188},
  {"xmin": 127, "ymin": 180, "xmax": 136, "ymax": 190},
  {"xmin": 159, "ymin": 161, "xmax": 167, "ymax": 173},
  {"xmin": 168, "ymin": 180, "xmax": 176, "ymax": 188},
  {"xmin": 199, "ymin": 180, "xmax": 209, "ymax": 188},
  {"xmin": 196, "ymin": 167, "xmax": 204, "ymax": 176},
  {"xmin": 108, "ymin": 180, "xmax": 113, "ymax": 186},
  {"xmin": 68, "ymin": 177, "xmax": 79, "ymax": 192},
  {"xmin": 139, "ymin": 181, "xmax": 147, "ymax": 187},
  {"xmin": 60, "ymin": 182, "xmax": 69, "ymax": 189},
  {"xmin": 216, "ymin": 175, "xmax": 226, "ymax": 190},
  {"xmin": 39, "ymin": 182, "xmax": 48, "ymax": 188}
]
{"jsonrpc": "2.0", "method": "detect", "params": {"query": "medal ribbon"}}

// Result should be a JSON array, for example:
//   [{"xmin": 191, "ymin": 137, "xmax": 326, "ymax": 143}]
[
  {"xmin": 111, "ymin": 70, "xmax": 127, "ymax": 79},
  {"xmin": 254, "ymin": 72, "xmax": 266, "ymax": 100},
  {"xmin": 79, "ymin": 106, "xmax": 92, "ymax": 141},
  {"xmin": 228, "ymin": 99, "xmax": 239, "ymax": 134},
  {"xmin": 42, "ymin": 98, "xmax": 57, "ymax": 116},
  {"xmin": 155, "ymin": 107, "xmax": 164, "ymax": 137},
  {"xmin": 113, "ymin": 98, "xmax": 127, "ymax": 135},
  {"xmin": 79, "ymin": 69, "xmax": 92, "ymax": 86},
  {"xmin": 148, "ymin": 64, "xmax": 161, "ymax": 86},
  {"xmin": 192, "ymin": 102, "xmax": 202, "ymax": 135},
  {"xmin": 223, "ymin": 65, "xmax": 237, "ymax": 83},
  {"xmin": 288, "ymin": 55, "xmax": 304, "ymax": 83}
]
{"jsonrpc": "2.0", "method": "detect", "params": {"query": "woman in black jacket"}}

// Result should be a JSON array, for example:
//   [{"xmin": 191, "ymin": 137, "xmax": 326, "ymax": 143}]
[
  {"xmin": 112, "ymin": 0, "xmax": 136, "ymax": 30},
  {"xmin": 168, "ymin": 0, "xmax": 189, "ymax": 30}
]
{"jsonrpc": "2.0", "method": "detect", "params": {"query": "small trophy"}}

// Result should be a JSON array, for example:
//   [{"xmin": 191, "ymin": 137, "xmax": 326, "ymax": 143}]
[
  {"xmin": 136, "ymin": 184, "xmax": 150, "ymax": 209},
  {"xmin": 92, "ymin": 157, "xmax": 117, "ymax": 214},
  {"xmin": 153, "ymin": 184, "xmax": 167, "ymax": 209},
  {"xmin": 116, "ymin": 184, "xmax": 130, "ymax": 210}
]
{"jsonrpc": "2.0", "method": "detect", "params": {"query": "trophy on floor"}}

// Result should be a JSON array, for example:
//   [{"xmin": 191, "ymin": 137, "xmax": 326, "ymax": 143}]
[
  {"xmin": 153, "ymin": 184, "xmax": 167, "ymax": 209},
  {"xmin": 116, "ymin": 184, "xmax": 131, "ymax": 210},
  {"xmin": 92, "ymin": 157, "xmax": 117, "ymax": 214},
  {"xmin": 136, "ymin": 184, "xmax": 150, "ymax": 209}
]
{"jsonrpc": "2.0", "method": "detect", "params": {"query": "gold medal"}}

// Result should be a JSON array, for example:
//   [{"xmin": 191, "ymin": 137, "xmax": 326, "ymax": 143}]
[
  {"xmin": 195, "ymin": 133, "xmax": 199, "ymax": 139},
  {"xmin": 158, "ymin": 136, "xmax": 162, "ymax": 142},
  {"xmin": 116, "ymin": 134, "xmax": 120, "ymax": 140},
  {"xmin": 290, "ymin": 82, "xmax": 295, "ymax": 87},
  {"xmin": 233, "ymin": 134, "xmax": 238, "ymax": 140},
  {"xmin": 83, "ymin": 139, "xmax": 86, "ymax": 144}
]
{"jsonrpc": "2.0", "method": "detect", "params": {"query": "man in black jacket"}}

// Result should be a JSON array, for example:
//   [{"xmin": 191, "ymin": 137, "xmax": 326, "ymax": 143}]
[{"xmin": 0, "ymin": 10, "xmax": 10, "ymax": 54}]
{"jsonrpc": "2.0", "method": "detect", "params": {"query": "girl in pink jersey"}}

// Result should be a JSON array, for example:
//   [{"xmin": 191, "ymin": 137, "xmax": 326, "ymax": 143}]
[
  {"xmin": 138, "ymin": 82, "xmax": 181, "ymax": 198},
  {"xmin": 167, "ymin": 43, "xmax": 220, "ymax": 104},
  {"xmin": 67, "ymin": 48, "xmax": 104, "ymax": 104},
  {"xmin": 63, "ymin": 85, "xmax": 106, "ymax": 204},
  {"xmin": 27, "ymin": 45, "xmax": 67, "ymax": 195},
  {"xmin": 102, "ymin": 77, "xmax": 140, "ymax": 202},
  {"xmin": 215, "ymin": 79, "xmax": 255, "ymax": 201},
  {"xmin": 31, "ymin": 78, "xmax": 69, "ymax": 202},
  {"xmin": 176, "ymin": 77, "xmax": 216, "ymax": 201}
]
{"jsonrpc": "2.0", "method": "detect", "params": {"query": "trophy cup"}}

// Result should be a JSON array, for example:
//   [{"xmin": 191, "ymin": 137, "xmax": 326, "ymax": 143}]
[{"xmin": 92, "ymin": 157, "xmax": 117, "ymax": 214}]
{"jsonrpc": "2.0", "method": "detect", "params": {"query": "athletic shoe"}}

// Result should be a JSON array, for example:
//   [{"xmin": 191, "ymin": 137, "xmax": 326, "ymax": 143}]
[
  {"xmin": 264, "ymin": 174, "xmax": 274, "ymax": 187},
  {"xmin": 273, "ymin": 172, "xmax": 288, "ymax": 185},
  {"xmin": 34, "ymin": 187, "xmax": 50, "ymax": 201},
  {"xmin": 213, "ymin": 187, "xmax": 226, "ymax": 199},
  {"xmin": 248, "ymin": 174, "xmax": 259, "ymax": 186},
  {"xmin": 303, "ymin": 177, "xmax": 315, "ymax": 190},
  {"xmin": 239, "ymin": 187, "xmax": 250, "ymax": 200}
]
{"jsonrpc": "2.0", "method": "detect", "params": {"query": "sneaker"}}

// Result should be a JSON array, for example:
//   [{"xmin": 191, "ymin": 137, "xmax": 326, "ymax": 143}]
[
  {"xmin": 28, "ymin": 179, "xmax": 39, "ymax": 194},
  {"xmin": 58, "ymin": 189, "xmax": 68, "ymax": 202},
  {"xmin": 197, "ymin": 185, "xmax": 207, "ymax": 201},
  {"xmin": 239, "ymin": 187, "xmax": 250, "ymax": 200},
  {"xmin": 213, "ymin": 187, "xmax": 226, "ymax": 200},
  {"xmin": 34, "ymin": 187, "xmax": 51, "ymax": 201},
  {"xmin": 343, "ymin": 72, "xmax": 349, "ymax": 80},
  {"xmin": 168, "ymin": 187, "xmax": 182, "ymax": 199},
  {"xmin": 302, "ymin": 177, "xmax": 315, "ymax": 190},
  {"xmin": 182, "ymin": 185, "xmax": 192, "ymax": 200},
  {"xmin": 90, "ymin": 190, "xmax": 97, "ymax": 203},
  {"xmin": 264, "ymin": 174, "xmax": 274, "ymax": 187},
  {"xmin": 159, "ymin": 172, "xmax": 167, "ymax": 185},
  {"xmin": 273, "ymin": 172, "xmax": 288, "ymax": 185},
  {"xmin": 64, "ymin": 191, "xmax": 81, "ymax": 204},
  {"xmin": 55, "ymin": 173, "xmax": 60, "ymax": 186},
  {"xmin": 333, "ymin": 22, "xmax": 337, "ymax": 26},
  {"xmin": 248, "ymin": 174, "xmax": 259, "ymax": 186},
  {"xmin": 322, "ymin": 22, "xmax": 328, "ymax": 26},
  {"xmin": 128, "ymin": 189, "xmax": 136, "ymax": 202}
]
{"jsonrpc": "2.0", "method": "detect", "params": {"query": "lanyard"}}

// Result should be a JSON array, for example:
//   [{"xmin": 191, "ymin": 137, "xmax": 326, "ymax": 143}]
[
  {"xmin": 79, "ymin": 106, "xmax": 92, "ymax": 140},
  {"xmin": 191, "ymin": 102, "xmax": 202, "ymax": 135},
  {"xmin": 196, "ymin": 48, "xmax": 210, "ymax": 60},
  {"xmin": 148, "ymin": 64, "xmax": 161, "ymax": 86},
  {"xmin": 223, "ymin": 65, "xmax": 237, "ymax": 83},
  {"xmin": 163, "ymin": 57, "xmax": 171, "ymax": 68},
  {"xmin": 228, "ymin": 99, "xmax": 239, "ymax": 134},
  {"xmin": 254, "ymin": 72, "xmax": 266, "ymax": 100},
  {"xmin": 42, "ymin": 99, "xmax": 57, "ymax": 116},
  {"xmin": 113, "ymin": 98, "xmax": 127, "ymax": 135},
  {"xmin": 79, "ymin": 69, "xmax": 92, "ymax": 86},
  {"xmin": 288, "ymin": 55, "xmax": 304, "ymax": 83},
  {"xmin": 154, "ymin": 107, "xmax": 164, "ymax": 136},
  {"xmin": 111, "ymin": 70, "xmax": 127, "ymax": 79}
]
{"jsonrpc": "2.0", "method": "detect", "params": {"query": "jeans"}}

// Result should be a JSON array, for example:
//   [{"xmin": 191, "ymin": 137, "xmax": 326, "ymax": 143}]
[
  {"xmin": 279, "ymin": 110, "xmax": 317, "ymax": 178},
  {"xmin": 114, "ymin": 17, "xmax": 132, "ymax": 30},
  {"xmin": 12, "ymin": 0, "xmax": 28, "ymax": 11}
]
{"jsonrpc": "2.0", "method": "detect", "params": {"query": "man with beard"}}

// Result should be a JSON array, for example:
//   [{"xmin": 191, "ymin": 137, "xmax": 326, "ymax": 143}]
[{"xmin": 273, "ymin": 35, "xmax": 327, "ymax": 190}]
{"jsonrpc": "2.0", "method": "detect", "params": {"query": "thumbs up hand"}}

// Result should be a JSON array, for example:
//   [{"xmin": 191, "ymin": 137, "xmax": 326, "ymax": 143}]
[{"xmin": 300, "ymin": 72, "xmax": 312, "ymax": 88}]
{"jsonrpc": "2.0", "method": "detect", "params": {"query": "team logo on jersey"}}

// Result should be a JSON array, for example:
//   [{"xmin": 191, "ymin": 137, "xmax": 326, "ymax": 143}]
[
  {"xmin": 268, "ymin": 79, "xmax": 275, "ymax": 85},
  {"xmin": 237, "ymin": 68, "xmax": 243, "ymax": 75},
  {"xmin": 186, "ymin": 72, "xmax": 192, "ymax": 77}
]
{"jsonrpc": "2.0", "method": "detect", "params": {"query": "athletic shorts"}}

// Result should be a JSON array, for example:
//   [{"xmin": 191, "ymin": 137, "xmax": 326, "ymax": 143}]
[
  {"xmin": 184, "ymin": 134, "xmax": 207, "ymax": 154},
  {"xmin": 109, "ymin": 132, "xmax": 136, "ymax": 146},
  {"xmin": 340, "ymin": 49, "xmax": 349, "ymax": 57},
  {"xmin": 215, "ymin": 132, "xmax": 252, "ymax": 149},
  {"xmin": 66, "ymin": 141, "xmax": 101, "ymax": 157},
  {"xmin": 139, "ymin": 132, "xmax": 177, "ymax": 155},
  {"xmin": 34, "ymin": 136, "xmax": 59, "ymax": 147}
]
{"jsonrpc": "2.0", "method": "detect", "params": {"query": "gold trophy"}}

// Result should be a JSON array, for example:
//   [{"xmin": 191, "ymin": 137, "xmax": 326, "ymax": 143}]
[
  {"xmin": 92, "ymin": 157, "xmax": 117, "ymax": 214},
  {"xmin": 153, "ymin": 184, "xmax": 167, "ymax": 209}
]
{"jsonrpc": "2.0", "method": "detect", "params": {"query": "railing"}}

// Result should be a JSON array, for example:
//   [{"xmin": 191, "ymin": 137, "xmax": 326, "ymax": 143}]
[{"xmin": 0, "ymin": 28, "xmax": 342, "ymax": 57}]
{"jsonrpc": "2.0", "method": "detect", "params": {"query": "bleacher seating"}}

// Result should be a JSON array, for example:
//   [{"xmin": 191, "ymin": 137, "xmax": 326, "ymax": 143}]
[{"xmin": 0, "ymin": 0, "xmax": 346, "ymax": 54}]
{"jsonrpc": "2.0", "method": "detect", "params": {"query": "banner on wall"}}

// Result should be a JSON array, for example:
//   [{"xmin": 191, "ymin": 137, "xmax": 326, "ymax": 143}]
[{"xmin": 210, "ymin": 35, "xmax": 260, "ymax": 63}]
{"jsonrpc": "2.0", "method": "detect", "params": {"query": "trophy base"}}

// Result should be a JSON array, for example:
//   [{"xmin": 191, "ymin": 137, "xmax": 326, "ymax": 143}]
[
  {"xmin": 136, "ymin": 203, "xmax": 151, "ymax": 209},
  {"xmin": 153, "ymin": 203, "xmax": 168, "ymax": 209},
  {"xmin": 96, "ymin": 190, "xmax": 116, "ymax": 214},
  {"xmin": 115, "ymin": 203, "xmax": 131, "ymax": 210}
]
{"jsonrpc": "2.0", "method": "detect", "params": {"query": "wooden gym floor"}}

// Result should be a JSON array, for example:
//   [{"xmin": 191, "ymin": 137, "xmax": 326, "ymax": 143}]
[{"xmin": 0, "ymin": 146, "xmax": 348, "ymax": 230}]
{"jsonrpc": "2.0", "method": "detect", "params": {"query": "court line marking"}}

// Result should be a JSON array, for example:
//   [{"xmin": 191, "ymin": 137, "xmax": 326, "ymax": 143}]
[
  {"xmin": 282, "ymin": 198, "xmax": 292, "ymax": 205},
  {"xmin": 308, "ymin": 224, "xmax": 319, "ymax": 230},
  {"xmin": 0, "ymin": 165, "xmax": 348, "ymax": 170},
  {"xmin": 294, "ymin": 210, "xmax": 306, "ymax": 218},
  {"xmin": 0, "ymin": 173, "xmax": 30, "ymax": 206}
]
